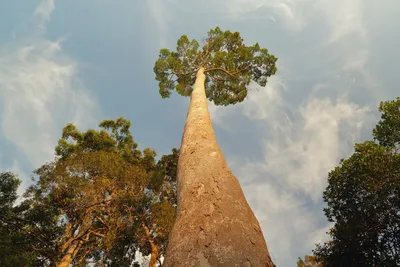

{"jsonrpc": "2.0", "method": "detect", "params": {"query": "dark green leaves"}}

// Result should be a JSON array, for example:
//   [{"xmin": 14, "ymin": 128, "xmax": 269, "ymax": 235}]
[
  {"xmin": 313, "ymin": 97, "xmax": 400, "ymax": 266},
  {"xmin": 0, "ymin": 171, "xmax": 20, "ymax": 209},
  {"xmin": 0, "ymin": 172, "xmax": 60, "ymax": 266},
  {"xmin": 373, "ymin": 97, "xmax": 400, "ymax": 148},
  {"xmin": 154, "ymin": 27, "xmax": 278, "ymax": 106}
]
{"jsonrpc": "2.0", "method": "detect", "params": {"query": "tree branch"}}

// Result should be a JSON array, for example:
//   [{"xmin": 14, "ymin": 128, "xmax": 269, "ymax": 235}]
[
  {"xmin": 171, "ymin": 69, "xmax": 197, "ymax": 76},
  {"xmin": 84, "ymin": 199, "xmax": 111, "ymax": 211},
  {"xmin": 88, "ymin": 230, "xmax": 106, "ymax": 239},
  {"xmin": 95, "ymin": 216, "xmax": 109, "ymax": 229},
  {"xmin": 204, "ymin": 67, "xmax": 239, "ymax": 79}
]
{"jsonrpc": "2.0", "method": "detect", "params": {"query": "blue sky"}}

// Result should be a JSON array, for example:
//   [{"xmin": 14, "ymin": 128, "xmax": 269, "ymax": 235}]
[{"xmin": 0, "ymin": 0, "xmax": 399, "ymax": 266}]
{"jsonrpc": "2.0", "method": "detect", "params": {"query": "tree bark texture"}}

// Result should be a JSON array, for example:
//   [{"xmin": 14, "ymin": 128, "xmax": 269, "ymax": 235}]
[{"xmin": 163, "ymin": 68, "xmax": 274, "ymax": 267}]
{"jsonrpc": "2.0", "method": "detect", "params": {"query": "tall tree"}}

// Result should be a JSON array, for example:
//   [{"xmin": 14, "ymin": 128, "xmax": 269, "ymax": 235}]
[
  {"xmin": 313, "ymin": 97, "xmax": 400, "ymax": 266},
  {"xmin": 154, "ymin": 27, "xmax": 277, "ymax": 266}
]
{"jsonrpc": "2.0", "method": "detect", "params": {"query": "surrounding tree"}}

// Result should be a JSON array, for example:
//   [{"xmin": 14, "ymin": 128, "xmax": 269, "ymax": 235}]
[
  {"xmin": 313, "ymin": 97, "xmax": 400, "ymax": 266},
  {"xmin": 19, "ymin": 118, "xmax": 177, "ymax": 267},
  {"xmin": 0, "ymin": 172, "xmax": 41, "ymax": 266},
  {"xmin": 154, "ymin": 26, "xmax": 277, "ymax": 266}
]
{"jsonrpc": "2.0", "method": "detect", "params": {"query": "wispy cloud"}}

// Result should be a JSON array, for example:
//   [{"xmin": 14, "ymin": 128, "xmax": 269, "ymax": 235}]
[
  {"xmin": 146, "ymin": 0, "xmax": 170, "ymax": 47},
  {"xmin": 34, "ymin": 0, "xmax": 55, "ymax": 29},
  {"xmin": 227, "ymin": 0, "xmax": 308, "ymax": 31},
  {"xmin": 317, "ymin": 0, "xmax": 366, "ymax": 44},
  {"xmin": 0, "ymin": 0, "xmax": 99, "ymax": 188}
]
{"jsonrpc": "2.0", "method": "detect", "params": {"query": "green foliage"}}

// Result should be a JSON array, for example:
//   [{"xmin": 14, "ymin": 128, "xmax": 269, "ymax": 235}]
[
  {"xmin": 150, "ymin": 148, "xmax": 179, "ymax": 205},
  {"xmin": 0, "ymin": 171, "xmax": 20, "ymax": 210},
  {"xmin": 373, "ymin": 97, "xmax": 400, "ymax": 148},
  {"xmin": 56, "ymin": 117, "xmax": 142, "ymax": 164},
  {"xmin": 139, "ymin": 148, "xmax": 179, "ymax": 261},
  {"xmin": 154, "ymin": 26, "xmax": 278, "ymax": 106},
  {"xmin": 21, "ymin": 118, "xmax": 178, "ymax": 266},
  {"xmin": 314, "ymin": 97, "xmax": 400, "ymax": 266},
  {"xmin": 0, "ymin": 172, "xmax": 55, "ymax": 266}
]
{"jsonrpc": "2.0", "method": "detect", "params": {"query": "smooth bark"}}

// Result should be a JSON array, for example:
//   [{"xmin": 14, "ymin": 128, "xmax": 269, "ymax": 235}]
[{"xmin": 163, "ymin": 68, "xmax": 273, "ymax": 266}]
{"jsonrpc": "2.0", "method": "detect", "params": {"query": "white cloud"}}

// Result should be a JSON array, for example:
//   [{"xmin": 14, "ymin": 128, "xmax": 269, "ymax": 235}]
[
  {"xmin": 0, "ymin": 0, "xmax": 99, "ymax": 185},
  {"xmin": 265, "ymin": 95, "xmax": 369, "ymax": 200},
  {"xmin": 34, "ymin": 0, "xmax": 55, "ymax": 29}
]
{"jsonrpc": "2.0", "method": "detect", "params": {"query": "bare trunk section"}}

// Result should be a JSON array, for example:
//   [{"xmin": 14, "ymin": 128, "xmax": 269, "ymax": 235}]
[
  {"xmin": 163, "ymin": 68, "xmax": 273, "ymax": 267},
  {"xmin": 149, "ymin": 243, "xmax": 159, "ymax": 267},
  {"xmin": 143, "ymin": 224, "xmax": 159, "ymax": 267}
]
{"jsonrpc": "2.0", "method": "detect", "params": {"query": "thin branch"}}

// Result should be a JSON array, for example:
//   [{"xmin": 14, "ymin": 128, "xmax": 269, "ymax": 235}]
[
  {"xmin": 171, "ymin": 69, "xmax": 197, "ymax": 76},
  {"xmin": 95, "ymin": 216, "xmax": 109, "ymax": 229},
  {"xmin": 204, "ymin": 67, "xmax": 239, "ymax": 79},
  {"xmin": 209, "ymin": 74, "xmax": 225, "ymax": 84},
  {"xmin": 88, "ymin": 230, "xmax": 106, "ymax": 239},
  {"xmin": 84, "ymin": 199, "xmax": 111, "ymax": 211},
  {"xmin": 201, "ymin": 43, "xmax": 212, "ymax": 67},
  {"xmin": 209, "ymin": 75, "xmax": 218, "ymax": 86}
]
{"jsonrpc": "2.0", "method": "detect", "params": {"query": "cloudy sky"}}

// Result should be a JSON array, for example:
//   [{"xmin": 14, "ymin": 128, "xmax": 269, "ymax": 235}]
[{"xmin": 0, "ymin": 0, "xmax": 399, "ymax": 266}]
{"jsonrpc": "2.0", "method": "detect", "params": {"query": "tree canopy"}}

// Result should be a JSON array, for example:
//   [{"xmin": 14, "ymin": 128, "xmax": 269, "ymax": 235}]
[
  {"xmin": 154, "ymin": 26, "xmax": 277, "ymax": 105},
  {"xmin": 313, "ymin": 97, "xmax": 400, "ymax": 266}
]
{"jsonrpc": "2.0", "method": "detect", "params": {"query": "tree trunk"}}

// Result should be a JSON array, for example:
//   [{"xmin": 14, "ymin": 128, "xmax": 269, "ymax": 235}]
[
  {"xmin": 57, "ymin": 241, "xmax": 81, "ymax": 267},
  {"xmin": 163, "ymin": 68, "xmax": 273, "ymax": 267},
  {"xmin": 143, "ymin": 224, "xmax": 160, "ymax": 267},
  {"xmin": 149, "ymin": 244, "xmax": 159, "ymax": 267}
]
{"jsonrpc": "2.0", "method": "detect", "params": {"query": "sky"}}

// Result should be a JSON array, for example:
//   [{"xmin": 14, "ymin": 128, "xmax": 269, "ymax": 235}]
[{"xmin": 0, "ymin": 0, "xmax": 399, "ymax": 266}]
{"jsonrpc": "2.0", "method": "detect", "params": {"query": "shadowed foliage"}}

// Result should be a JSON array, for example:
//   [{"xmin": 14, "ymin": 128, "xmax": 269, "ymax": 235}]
[{"xmin": 313, "ymin": 97, "xmax": 400, "ymax": 266}]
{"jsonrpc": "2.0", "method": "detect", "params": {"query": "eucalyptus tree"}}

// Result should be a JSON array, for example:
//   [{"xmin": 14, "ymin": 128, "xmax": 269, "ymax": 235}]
[
  {"xmin": 154, "ymin": 27, "xmax": 277, "ymax": 266},
  {"xmin": 25, "ymin": 118, "xmax": 177, "ymax": 267}
]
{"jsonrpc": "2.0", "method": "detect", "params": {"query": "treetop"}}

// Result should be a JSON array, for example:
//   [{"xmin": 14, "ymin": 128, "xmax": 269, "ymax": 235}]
[{"xmin": 154, "ymin": 26, "xmax": 278, "ymax": 106}]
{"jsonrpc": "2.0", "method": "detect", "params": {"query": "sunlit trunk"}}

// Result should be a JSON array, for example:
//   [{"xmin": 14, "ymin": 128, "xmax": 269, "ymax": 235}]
[
  {"xmin": 149, "ymin": 242, "xmax": 159, "ymax": 267},
  {"xmin": 57, "ymin": 241, "xmax": 81, "ymax": 267},
  {"xmin": 163, "ymin": 68, "xmax": 274, "ymax": 266},
  {"xmin": 143, "ymin": 224, "xmax": 160, "ymax": 267}
]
